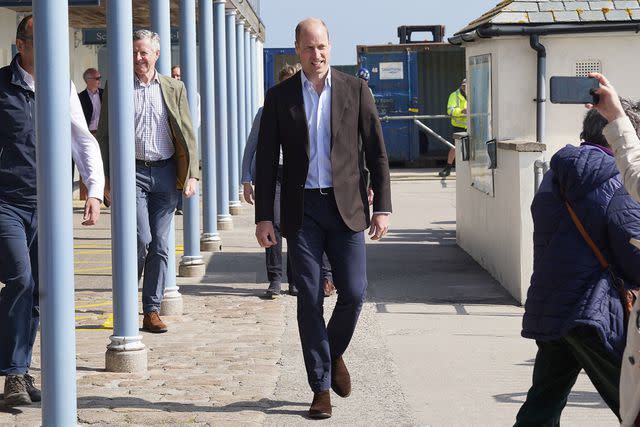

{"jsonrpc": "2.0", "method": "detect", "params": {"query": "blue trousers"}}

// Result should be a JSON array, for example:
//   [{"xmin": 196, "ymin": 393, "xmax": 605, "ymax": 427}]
[
  {"xmin": 287, "ymin": 189, "xmax": 367, "ymax": 392},
  {"xmin": 136, "ymin": 161, "xmax": 179, "ymax": 313},
  {"xmin": 0, "ymin": 203, "xmax": 39, "ymax": 375}
]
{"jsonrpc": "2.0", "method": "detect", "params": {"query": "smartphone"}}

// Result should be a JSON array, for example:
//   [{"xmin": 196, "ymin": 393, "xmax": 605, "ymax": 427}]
[
  {"xmin": 631, "ymin": 238, "xmax": 640, "ymax": 250},
  {"xmin": 550, "ymin": 76, "xmax": 599, "ymax": 104}
]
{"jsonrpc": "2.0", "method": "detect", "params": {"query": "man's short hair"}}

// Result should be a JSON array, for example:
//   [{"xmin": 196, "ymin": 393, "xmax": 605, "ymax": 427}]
[
  {"xmin": 294, "ymin": 19, "xmax": 329, "ymax": 43},
  {"xmin": 16, "ymin": 15, "xmax": 32, "ymax": 41},
  {"xmin": 278, "ymin": 63, "xmax": 300, "ymax": 83},
  {"xmin": 133, "ymin": 29, "xmax": 161, "ymax": 52},
  {"xmin": 581, "ymin": 98, "xmax": 640, "ymax": 147},
  {"xmin": 83, "ymin": 67, "xmax": 98, "ymax": 82},
  {"xmin": 171, "ymin": 65, "xmax": 180, "ymax": 72}
]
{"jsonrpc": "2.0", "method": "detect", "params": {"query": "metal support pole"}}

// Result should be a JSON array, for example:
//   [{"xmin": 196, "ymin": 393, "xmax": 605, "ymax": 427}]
[
  {"xmin": 226, "ymin": 10, "xmax": 241, "ymax": 215},
  {"xmin": 199, "ymin": 0, "xmax": 222, "ymax": 251},
  {"xmin": 236, "ymin": 18, "xmax": 247, "ymax": 195},
  {"xmin": 244, "ymin": 27, "xmax": 252, "ymax": 142},
  {"xmin": 151, "ymin": 0, "xmax": 183, "ymax": 315},
  {"xmin": 214, "ymin": 0, "xmax": 232, "ymax": 230},
  {"xmin": 250, "ymin": 32, "xmax": 258, "ymax": 118},
  {"xmin": 179, "ymin": 0, "xmax": 206, "ymax": 276},
  {"xmin": 105, "ymin": 0, "xmax": 147, "ymax": 373},
  {"xmin": 413, "ymin": 119, "xmax": 455, "ymax": 149},
  {"xmin": 33, "ymin": 4, "xmax": 77, "ymax": 424}
]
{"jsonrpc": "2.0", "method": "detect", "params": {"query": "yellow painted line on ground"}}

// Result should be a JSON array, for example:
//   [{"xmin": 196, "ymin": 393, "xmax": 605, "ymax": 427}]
[
  {"xmin": 74, "ymin": 260, "xmax": 110, "ymax": 265},
  {"xmin": 76, "ymin": 301, "xmax": 111, "ymax": 309},
  {"xmin": 101, "ymin": 314, "xmax": 114, "ymax": 329},
  {"xmin": 74, "ymin": 243, "xmax": 111, "ymax": 248},
  {"xmin": 74, "ymin": 266, "xmax": 112, "ymax": 273},
  {"xmin": 74, "ymin": 250, "xmax": 112, "ymax": 255}
]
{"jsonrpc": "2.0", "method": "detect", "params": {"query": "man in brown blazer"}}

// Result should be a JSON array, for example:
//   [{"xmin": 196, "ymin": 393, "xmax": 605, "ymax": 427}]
[
  {"xmin": 255, "ymin": 18, "xmax": 391, "ymax": 419},
  {"xmin": 97, "ymin": 30, "xmax": 199, "ymax": 334}
]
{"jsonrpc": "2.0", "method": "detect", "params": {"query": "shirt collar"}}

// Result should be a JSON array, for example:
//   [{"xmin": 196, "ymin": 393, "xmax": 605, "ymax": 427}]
[
  {"xmin": 301, "ymin": 68, "xmax": 332, "ymax": 91},
  {"xmin": 16, "ymin": 58, "xmax": 35, "ymax": 92},
  {"xmin": 134, "ymin": 69, "xmax": 160, "ymax": 86}
]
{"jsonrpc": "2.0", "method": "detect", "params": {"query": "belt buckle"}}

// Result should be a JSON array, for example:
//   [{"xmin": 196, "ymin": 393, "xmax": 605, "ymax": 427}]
[
  {"xmin": 144, "ymin": 160, "xmax": 152, "ymax": 167},
  {"xmin": 319, "ymin": 188, "xmax": 328, "ymax": 196}
]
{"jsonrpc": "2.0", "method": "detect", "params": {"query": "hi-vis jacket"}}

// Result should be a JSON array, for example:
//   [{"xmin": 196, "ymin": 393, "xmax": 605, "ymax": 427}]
[{"xmin": 447, "ymin": 89, "xmax": 467, "ymax": 130}]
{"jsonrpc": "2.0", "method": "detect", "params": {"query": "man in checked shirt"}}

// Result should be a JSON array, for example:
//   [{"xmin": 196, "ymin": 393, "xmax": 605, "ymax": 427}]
[{"xmin": 98, "ymin": 29, "xmax": 199, "ymax": 333}]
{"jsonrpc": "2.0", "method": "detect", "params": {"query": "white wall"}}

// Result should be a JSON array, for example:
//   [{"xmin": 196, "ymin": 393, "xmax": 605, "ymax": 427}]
[
  {"xmin": 0, "ymin": 9, "xmax": 18, "ymax": 66},
  {"xmin": 69, "ymin": 29, "xmax": 100, "ymax": 92},
  {"xmin": 457, "ymin": 31, "xmax": 640, "ymax": 304}
]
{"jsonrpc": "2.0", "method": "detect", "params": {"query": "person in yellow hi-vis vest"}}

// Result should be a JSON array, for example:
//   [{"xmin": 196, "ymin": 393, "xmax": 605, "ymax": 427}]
[{"xmin": 440, "ymin": 78, "xmax": 467, "ymax": 178}]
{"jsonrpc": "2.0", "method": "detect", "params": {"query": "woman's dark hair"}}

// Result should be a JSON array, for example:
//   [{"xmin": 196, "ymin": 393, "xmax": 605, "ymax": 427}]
[{"xmin": 580, "ymin": 109, "xmax": 609, "ymax": 148}]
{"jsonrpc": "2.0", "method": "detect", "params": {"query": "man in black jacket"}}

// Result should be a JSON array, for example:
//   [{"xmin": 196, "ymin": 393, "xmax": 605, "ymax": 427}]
[{"xmin": 78, "ymin": 67, "xmax": 103, "ymax": 133}]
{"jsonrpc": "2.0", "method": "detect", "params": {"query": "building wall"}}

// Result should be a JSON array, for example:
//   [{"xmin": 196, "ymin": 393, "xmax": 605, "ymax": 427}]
[
  {"xmin": 457, "ymin": 31, "xmax": 640, "ymax": 304},
  {"xmin": 0, "ymin": 9, "xmax": 18, "ymax": 65}
]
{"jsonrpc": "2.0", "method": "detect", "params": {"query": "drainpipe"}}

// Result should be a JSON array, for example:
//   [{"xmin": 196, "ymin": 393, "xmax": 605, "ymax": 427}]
[{"xmin": 529, "ymin": 34, "xmax": 546, "ymax": 145}]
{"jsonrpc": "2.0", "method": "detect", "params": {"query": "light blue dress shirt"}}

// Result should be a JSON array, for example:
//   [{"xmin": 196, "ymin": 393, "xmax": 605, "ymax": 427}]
[{"xmin": 301, "ymin": 70, "xmax": 333, "ymax": 189}]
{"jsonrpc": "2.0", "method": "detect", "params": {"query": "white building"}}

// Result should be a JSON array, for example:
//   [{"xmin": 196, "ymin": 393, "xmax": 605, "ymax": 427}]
[{"xmin": 449, "ymin": 0, "xmax": 640, "ymax": 303}]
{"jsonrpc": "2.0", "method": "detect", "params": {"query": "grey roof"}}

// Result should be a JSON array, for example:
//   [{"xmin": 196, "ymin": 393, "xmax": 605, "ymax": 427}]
[{"xmin": 455, "ymin": 0, "xmax": 640, "ymax": 35}]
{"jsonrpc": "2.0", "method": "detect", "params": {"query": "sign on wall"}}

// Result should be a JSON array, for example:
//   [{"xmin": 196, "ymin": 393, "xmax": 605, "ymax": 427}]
[
  {"xmin": 0, "ymin": 0, "xmax": 100, "ymax": 5},
  {"xmin": 83, "ymin": 28, "xmax": 180, "ymax": 45},
  {"xmin": 379, "ymin": 62, "xmax": 403, "ymax": 80}
]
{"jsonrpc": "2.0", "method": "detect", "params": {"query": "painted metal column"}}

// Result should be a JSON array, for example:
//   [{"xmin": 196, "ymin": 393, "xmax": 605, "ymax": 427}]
[
  {"xmin": 199, "ymin": 0, "xmax": 222, "ymax": 251},
  {"xmin": 105, "ymin": 0, "xmax": 147, "ymax": 373},
  {"xmin": 256, "ymin": 38, "xmax": 264, "ymax": 105},
  {"xmin": 150, "ymin": 0, "xmax": 183, "ymax": 314},
  {"xmin": 179, "ymin": 0, "xmax": 207, "ymax": 276},
  {"xmin": 33, "ymin": 4, "xmax": 76, "ymax": 424},
  {"xmin": 250, "ymin": 32, "xmax": 258, "ymax": 118},
  {"xmin": 244, "ymin": 27, "xmax": 252, "ymax": 145},
  {"xmin": 235, "ymin": 17, "xmax": 246, "ymax": 188},
  {"xmin": 214, "ymin": 0, "xmax": 232, "ymax": 230},
  {"xmin": 226, "ymin": 10, "xmax": 241, "ymax": 215}
]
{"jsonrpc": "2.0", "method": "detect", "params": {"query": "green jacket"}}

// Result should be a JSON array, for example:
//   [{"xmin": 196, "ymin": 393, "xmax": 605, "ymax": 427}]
[
  {"xmin": 447, "ymin": 88, "xmax": 467, "ymax": 130},
  {"xmin": 97, "ymin": 73, "xmax": 200, "ymax": 189}
]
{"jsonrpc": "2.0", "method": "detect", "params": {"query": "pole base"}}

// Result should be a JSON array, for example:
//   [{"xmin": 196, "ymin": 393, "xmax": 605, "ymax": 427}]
[
  {"xmin": 217, "ymin": 218, "xmax": 233, "ymax": 231},
  {"xmin": 229, "ymin": 204, "xmax": 243, "ymax": 216},
  {"xmin": 105, "ymin": 347, "xmax": 147, "ymax": 373},
  {"xmin": 201, "ymin": 239, "xmax": 222, "ymax": 252},
  {"xmin": 160, "ymin": 292, "xmax": 183, "ymax": 316},
  {"xmin": 179, "ymin": 262, "xmax": 205, "ymax": 277}
]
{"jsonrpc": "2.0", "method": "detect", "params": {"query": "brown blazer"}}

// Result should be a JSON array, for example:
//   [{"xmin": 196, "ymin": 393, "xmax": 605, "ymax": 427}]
[
  {"xmin": 97, "ymin": 73, "xmax": 199, "ymax": 189},
  {"xmin": 255, "ymin": 68, "xmax": 391, "ymax": 238}
]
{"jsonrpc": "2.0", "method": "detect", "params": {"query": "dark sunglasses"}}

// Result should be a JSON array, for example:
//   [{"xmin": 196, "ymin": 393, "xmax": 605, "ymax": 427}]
[{"xmin": 89, "ymin": 76, "xmax": 102, "ymax": 80}]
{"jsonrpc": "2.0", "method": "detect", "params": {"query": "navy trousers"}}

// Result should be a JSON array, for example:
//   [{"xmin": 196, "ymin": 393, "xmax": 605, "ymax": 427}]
[
  {"xmin": 0, "ymin": 203, "xmax": 39, "ymax": 375},
  {"xmin": 136, "ymin": 161, "xmax": 179, "ymax": 314},
  {"xmin": 287, "ymin": 189, "xmax": 367, "ymax": 392}
]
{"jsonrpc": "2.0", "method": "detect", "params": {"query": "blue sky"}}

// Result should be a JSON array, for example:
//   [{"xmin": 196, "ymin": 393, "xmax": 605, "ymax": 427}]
[{"xmin": 260, "ymin": 0, "xmax": 500, "ymax": 65}]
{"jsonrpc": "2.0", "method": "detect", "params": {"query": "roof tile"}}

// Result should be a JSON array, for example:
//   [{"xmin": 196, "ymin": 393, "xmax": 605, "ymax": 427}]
[
  {"xmin": 563, "ymin": 1, "xmax": 591, "ymax": 10},
  {"xmin": 539, "ymin": 1, "xmax": 568, "ymax": 10},
  {"xmin": 528, "ymin": 11, "xmax": 556, "ymax": 21},
  {"xmin": 504, "ymin": 1, "xmax": 541, "ymax": 11},
  {"xmin": 613, "ymin": 0, "xmax": 640, "ymax": 8},
  {"xmin": 490, "ymin": 11, "xmax": 531, "ymax": 23},
  {"xmin": 578, "ymin": 9, "xmax": 607, "ymax": 19},
  {"xmin": 604, "ymin": 8, "xmax": 633, "ymax": 18},
  {"xmin": 552, "ymin": 10, "xmax": 582, "ymax": 19},
  {"xmin": 587, "ymin": 1, "xmax": 615, "ymax": 9},
  {"xmin": 630, "ymin": 8, "xmax": 640, "ymax": 17}
]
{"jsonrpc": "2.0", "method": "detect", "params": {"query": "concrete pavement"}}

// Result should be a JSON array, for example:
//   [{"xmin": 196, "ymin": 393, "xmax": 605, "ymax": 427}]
[{"xmin": 0, "ymin": 169, "xmax": 618, "ymax": 426}]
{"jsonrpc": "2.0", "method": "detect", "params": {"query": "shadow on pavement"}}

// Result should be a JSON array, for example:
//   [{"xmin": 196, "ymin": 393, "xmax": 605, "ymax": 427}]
[
  {"xmin": 77, "ymin": 396, "xmax": 310, "ymax": 417},
  {"xmin": 493, "ymin": 391, "xmax": 608, "ymax": 409}
]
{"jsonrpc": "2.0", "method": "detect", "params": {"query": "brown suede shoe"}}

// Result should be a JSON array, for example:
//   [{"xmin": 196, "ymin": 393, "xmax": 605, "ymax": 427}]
[
  {"xmin": 331, "ymin": 356, "xmax": 351, "ymax": 397},
  {"xmin": 323, "ymin": 279, "xmax": 336, "ymax": 297},
  {"xmin": 309, "ymin": 390, "xmax": 332, "ymax": 419},
  {"xmin": 142, "ymin": 311, "xmax": 168, "ymax": 333}
]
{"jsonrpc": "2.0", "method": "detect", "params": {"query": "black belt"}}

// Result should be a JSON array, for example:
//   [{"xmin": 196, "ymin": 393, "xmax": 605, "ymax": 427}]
[
  {"xmin": 305, "ymin": 187, "xmax": 333, "ymax": 195},
  {"xmin": 136, "ymin": 158, "xmax": 170, "ymax": 168}
]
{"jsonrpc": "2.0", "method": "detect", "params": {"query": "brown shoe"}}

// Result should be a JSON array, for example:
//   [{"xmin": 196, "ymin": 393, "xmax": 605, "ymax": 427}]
[
  {"xmin": 331, "ymin": 356, "xmax": 351, "ymax": 397},
  {"xmin": 142, "ymin": 311, "xmax": 168, "ymax": 333},
  {"xmin": 323, "ymin": 279, "xmax": 336, "ymax": 297},
  {"xmin": 309, "ymin": 390, "xmax": 332, "ymax": 419}
]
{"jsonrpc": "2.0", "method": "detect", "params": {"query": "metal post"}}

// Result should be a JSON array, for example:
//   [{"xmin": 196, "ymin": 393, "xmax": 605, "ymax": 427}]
[
  {"xmin": 236, "ymin": 17, "xmax": 246, "ymax": 193},
  {"xmin": 178, "ymin": 0, "xmax": 206, "ymax": 276},
  {"xmin": 199, "ymin": 0, "xmax": 222, "ymax": 251},
  {"xmin": 151, "ymin": 0, "xmax": 183, "ymax": 315},
  {"xmin": 244, "ymin": 27, "xmax": 252, "ymax": 143},
  {"xmin": 33, "ymin": 4, "xmax": 77, "ymax": 424},
  {"xmin": 256, "ymin": 38, "xmax": 264, "ymax": 106},
  {"xmin": 226, "ymin": 10, "xmax": 241, "ymax": 215},
  {"xmin": 105, "ymin": 0, "xmax": 147, "ymax": 373},
  {"xmin": 250, "ymin": 32, "xmax": 258, "ymax": 118},
  {"xmin": 214, "ymin": 0, "xmax": 232, "ymax": 230}
]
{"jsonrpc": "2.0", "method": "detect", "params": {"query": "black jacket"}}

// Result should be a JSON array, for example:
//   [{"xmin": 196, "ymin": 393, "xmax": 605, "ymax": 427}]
[{"xmin": 78, "ymin": 87, "xmax": 103, "ymax": 128}]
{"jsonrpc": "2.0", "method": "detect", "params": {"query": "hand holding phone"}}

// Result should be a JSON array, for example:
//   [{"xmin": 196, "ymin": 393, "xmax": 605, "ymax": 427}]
[{"xmin": 550, "ymin": 76, "xmax": 600, "ymax": 104}]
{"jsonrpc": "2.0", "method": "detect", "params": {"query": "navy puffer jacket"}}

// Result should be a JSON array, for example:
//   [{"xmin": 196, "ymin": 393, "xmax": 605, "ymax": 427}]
[{"xmin": 522, "ymin": 143, "xmax": 640, "ymax": 356}]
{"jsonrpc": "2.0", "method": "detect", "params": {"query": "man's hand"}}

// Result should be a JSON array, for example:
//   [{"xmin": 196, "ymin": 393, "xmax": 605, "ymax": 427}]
[
  {"xmin": 368, "ymin": 213, "xmax": 390, "ymax": 240},
  {"xmin": 255, "ymin": 220, "xmax": 277, "ymax": 248},
  {"xmin": 82, "ymin": 197, "xmax": 101, "ymax": 226},
  {"xmin": 243, "ymin": 183, "xmax": 255, "ymax": 205},
  {"xmin": 587, "ymin": 72, "xmax": 625, "ymax": 123},
  {"xmin": 183, "ymin": 178, "xmax": 198, "ymax": 198},
  {"xmin": 367, "ymin": 187, "xmax": 374, "ymax": 206}
]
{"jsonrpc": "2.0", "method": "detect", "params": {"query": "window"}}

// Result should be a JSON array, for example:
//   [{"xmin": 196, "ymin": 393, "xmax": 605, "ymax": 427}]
[{"xmin": 468, "ymin": 54, "xmax": 494, "ymax": 196}]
